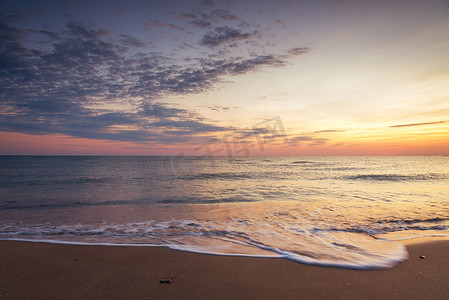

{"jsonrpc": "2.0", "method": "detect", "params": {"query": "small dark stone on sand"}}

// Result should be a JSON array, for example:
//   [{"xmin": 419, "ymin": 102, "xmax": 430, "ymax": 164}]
[
  {"xmin": 420, "ymin": 255, "xmax": 426, "ymax": 259},
  {"xmin": 160, "ymin": 278, "xmax": 172, "ymax": 284}
]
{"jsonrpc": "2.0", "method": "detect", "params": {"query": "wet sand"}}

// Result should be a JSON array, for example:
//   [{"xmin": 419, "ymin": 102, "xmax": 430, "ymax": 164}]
[{"xmin": 1, "ymin": 239, "xmax": 448, "ymax": 299}]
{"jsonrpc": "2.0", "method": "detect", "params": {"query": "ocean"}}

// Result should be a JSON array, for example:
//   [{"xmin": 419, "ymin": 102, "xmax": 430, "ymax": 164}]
[{"xmin": 0, "ymin": 156, "xmax": 448, "ymax": 269}]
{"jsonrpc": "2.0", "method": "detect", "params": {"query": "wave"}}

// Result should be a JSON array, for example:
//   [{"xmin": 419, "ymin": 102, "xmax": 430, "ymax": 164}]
[
  {"xmin": 345, "ymin": 173, "xmax": 445, "ymax": 181},
  {"xmin": 3, "ymin": 216, "xmax": 447, "ymax": 269},
  {"xmin": 0, "ymin": 198, "xmax": 155, "ymax": 210},
  {"xmin": 0, "ymin": 226, "xmax": 408, "ymax": 270},
  {"xmin": 0, "ymin": 177, "xmax": 114, "ymax": 187},
  {"xmin": 378, "ymin": 217, "xmax": 448, "ymax": 224},
  {"xmin": 157, "ymin": 197, "xmax": 258, "ymax": 204},
  {"xmin": 0, "ymin": 196, "xmax": 260, "ymax": 210},
  {"xmin": 177, "ymin": 172, "xmax": 254, "ymax": 180}
]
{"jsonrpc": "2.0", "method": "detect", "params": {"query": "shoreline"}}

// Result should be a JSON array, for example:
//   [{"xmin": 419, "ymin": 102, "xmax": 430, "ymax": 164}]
[{"xmin": 1, "ymin": 239, "xmax": 448, "ymax": 299}]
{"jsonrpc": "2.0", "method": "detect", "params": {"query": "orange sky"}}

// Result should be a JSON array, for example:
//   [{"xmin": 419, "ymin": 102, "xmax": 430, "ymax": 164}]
[{"xmin": 1, "ymin": 126, "xmax": 448, "ymax": 156}]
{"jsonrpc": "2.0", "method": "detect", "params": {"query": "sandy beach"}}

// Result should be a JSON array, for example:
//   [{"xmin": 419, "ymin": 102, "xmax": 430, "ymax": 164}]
[{"xmin": 1, "ymin": 239, "xmax": 448, "ymax": 299}]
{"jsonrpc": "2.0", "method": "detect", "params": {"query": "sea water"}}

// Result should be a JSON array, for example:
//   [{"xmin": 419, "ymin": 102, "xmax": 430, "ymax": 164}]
[{"xmin": 1, "ymin": 156, "xmax": 448, "ymax": 269}]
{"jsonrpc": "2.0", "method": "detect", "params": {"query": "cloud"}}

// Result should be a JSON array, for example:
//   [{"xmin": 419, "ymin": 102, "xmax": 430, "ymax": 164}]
[
  {"xmin": 200, "ymin": 0, "xmax": 215, "ymax": 8},
  {"xmin": 142, "ymin": 19, "xmax": 185, "ymax": 31},
  {"xmin": 140, "ymin": 103, "xmax": 189, "ymax": 118},
  {"xmin": 208, "ymin": 105, "xmax": 231, "ymax": 111},
  {"xmin": 0, "ymin": 15, "xmax": 24, "ymax": 42},
  {"xmin": 191, "ymin": 19, "xmax": 212, "ymax": 28},
  {"xmin": 181, "ymin": 12, "xmax": 198, "ymax": 19},
  {"xmin": 199, "ymin": 26, "xmax": 254, "ymax": 47},
  {"xmin": 275, "ymin": 19, "xmax": 287, "ymax": 29},
  {"xmin": 389, "ymin": 120, "xmax": 448, "ymax": 128},
  {"xmin": 211, "ymin": 9, "xmax": 238, "ymax": 21},
  {"xmin": 286, "ymin": 47, "xmax": 310, "ymax": 56},
  {"xmin": 28, "ymin": 28, "xmax": 60, "ymax": 40},
  {"xmin": 0, "ymin": 10, "xmax": 309, "ymax": 143},
  {"xmin": 119, "ymin": 34, "xmax": 145, "ymax": 48},
  {"xmin": 313, "ymin": 129, "xmax": 345, "ymax": 133},
  {"xmin": 66, "ymin": 21, "xmax": 109, "ymax": 39},
  {"xmin": 288, "ymin": 135, "xmax": 328, "ymax": 146},
  {"xmin": 181, "ymin": 8, "xmax": 237, "ymax": 28},
  {"xmin": 224, "ymin": 55, "xmax": 284, "ymax": 74},
  {"xmin": 277, "ymin": 47, "xmax": 311, "ymax": 59},
  {"xmin": 149, "ymin": 120, "xmax": 228, "ymax": 133}
]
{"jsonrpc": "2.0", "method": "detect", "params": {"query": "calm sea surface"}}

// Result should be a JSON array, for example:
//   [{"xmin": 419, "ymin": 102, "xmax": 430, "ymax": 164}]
[{"xmin": 1, "ymin": 156, "xmax": 448, "ymax": 268}]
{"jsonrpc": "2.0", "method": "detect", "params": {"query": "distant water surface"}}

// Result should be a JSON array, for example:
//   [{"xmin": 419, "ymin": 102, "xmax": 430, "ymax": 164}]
[{"xmin": 1, "ymin": 156, "xmax": 448, "ymax": 269}]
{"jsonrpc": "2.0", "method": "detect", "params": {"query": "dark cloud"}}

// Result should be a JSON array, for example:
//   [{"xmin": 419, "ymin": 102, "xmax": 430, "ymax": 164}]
[
  {"xmin": 286, "ymin": 47, "xmax": 310, "ymax": 56},
  {"xmin": 181, "ymin": 12, "xmax": 198, "ymax": 19},
  {"xmin": 200, "ymin": 26, "xmax": 254, "ymax": 47},
  {"xmin": 191, "ymin": 19, "xmax": 212, "ymax": 28},
  {"xmin": 181, "ymin": 8, "xmax": 237, "ymax": 28},
  {"xmin": 224, "ymin": 55, "xmax": 284, "ymax": 74},
  {"xmin": 275, "ymin": 19, "xmax": 287, "ymax": 29},
  {"xmin": 200, "ymin": 0, "xmax": 215, "ymax": 7},
  {"xmin": 0, "ymin": 9, "xmax": 309, "ymax": 143},
  {"xmin": 119, "ymin": 34, "xmax": 145, "ymax": 48},
  {"xmin": 66, "ymin": 21, "xmax": 109, "ymax": 39},
  {"xmin": 0, "ymin": 15, "xmax": 24, "ymax": 42},
  {"xmin": 150, "ymin": 120, "xmax": 228, "ymax": 132},
  {"xmin": 140, "ymin": 103, "xmax": 189, "ymax": 118},
  {"xmin": 211, "ymin": 9, "xmax": 238, "ymax": 21},
  {"xmin": 288, "ymin": 135, "xmax": 328, "ymax": 146},
  {"xmin": 142, "ymin": 19, "xmax": 185, "ymax": 31},
  {"xmin": 389, "ymin": 120, "xmax": 448, "ymax": 128},
  {"xmin": 28, "ymin": 28, "xmax": 60, "ymax": 40},
  {"xmin": 277, "ymin": 47, "xmax": 311, "ymax": 59}
]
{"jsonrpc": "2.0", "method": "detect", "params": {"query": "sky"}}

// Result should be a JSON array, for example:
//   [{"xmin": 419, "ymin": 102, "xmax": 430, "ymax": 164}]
[{"xmin": 1, "ymin": 0, "xmax": 448, "ymax": 155}]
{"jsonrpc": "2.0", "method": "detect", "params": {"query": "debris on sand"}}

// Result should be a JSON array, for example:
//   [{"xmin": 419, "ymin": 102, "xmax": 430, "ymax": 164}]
[{"xmin": 160, "ymin": 278, "xmax": 172, "ymax": 284}]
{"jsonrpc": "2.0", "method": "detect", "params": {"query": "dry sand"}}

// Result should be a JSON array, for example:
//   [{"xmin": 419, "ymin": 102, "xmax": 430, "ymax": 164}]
[{"xmin": 1, "ymin": 239, "xmax": 448, "ymax": 299}]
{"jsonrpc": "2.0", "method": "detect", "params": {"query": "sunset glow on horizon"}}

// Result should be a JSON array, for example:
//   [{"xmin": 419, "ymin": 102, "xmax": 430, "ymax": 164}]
[{"xmin": 1, "ymin": 0, "xmax": 448, "ymax": 156}]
